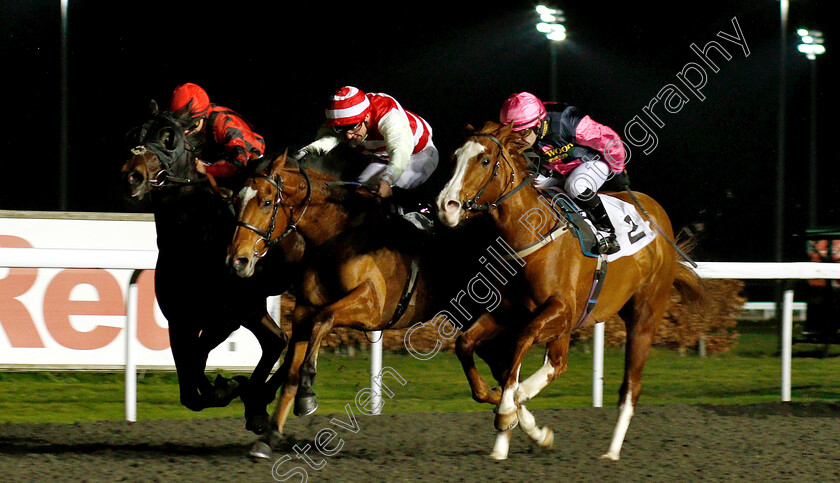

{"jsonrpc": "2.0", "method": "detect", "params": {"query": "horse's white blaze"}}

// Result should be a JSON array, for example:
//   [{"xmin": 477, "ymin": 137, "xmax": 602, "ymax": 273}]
[
  {"xmin": 490, "ymin": 429, "xmax": 512, "ymax": 460},
  {"xmin": 436, "ymin": 141, "xmax": 485, "ymax": 227},
  {"xmin": 516, "ymin": 353, "xmax": 556, "ymax": 403},
  {"xmin": 227, "ymin": 185, "xmax": 261, "ymax": 278},
  {"xmin": 238, "ymin": 186, "xmax": 258, "ymax": 218},
  {"xmin": 603, "ymin": 383, "xmax": 635, "ymax": 461}
]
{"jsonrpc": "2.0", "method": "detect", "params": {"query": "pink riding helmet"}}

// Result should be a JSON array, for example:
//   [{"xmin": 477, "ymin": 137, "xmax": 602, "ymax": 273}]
[{"xmin": 499, "ymin": 92, "xmax": 547, "ymax": 131}]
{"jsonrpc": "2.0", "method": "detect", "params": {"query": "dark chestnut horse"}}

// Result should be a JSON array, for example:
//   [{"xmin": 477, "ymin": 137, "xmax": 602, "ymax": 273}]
[
  {"xmin": 120, "ymin": 107, "xmax": 302, "ymax": 435},
  {"xmin": 227, "ymin": 150, "xmax": 510, "ymax": 459},
  {"xmin": 436, "ymin": 121, "xmax": 704, "ymax": 460}
]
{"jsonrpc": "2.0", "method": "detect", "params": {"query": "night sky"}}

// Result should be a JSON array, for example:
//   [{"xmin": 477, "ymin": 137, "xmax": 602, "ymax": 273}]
[{"xmin": 1, "ymin": 0, "xmax": 835, "ymax": 263}]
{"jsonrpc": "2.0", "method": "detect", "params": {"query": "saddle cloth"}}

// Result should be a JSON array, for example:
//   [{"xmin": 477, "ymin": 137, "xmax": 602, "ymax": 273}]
[{"xmin": 597, "ymin": 194, "xmax": 657, "ymax": 262}]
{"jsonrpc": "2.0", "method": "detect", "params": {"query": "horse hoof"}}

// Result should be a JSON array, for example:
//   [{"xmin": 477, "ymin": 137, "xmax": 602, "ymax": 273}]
[
  {"xmin": 540, "ymin": 428, "xmax": 554, "ymax": 448},
  {"xmin": 494, "ymin": 412, "xmax": 519, "ymax": 432},
  {"xmin": 490, "ymin": 451, "xmax": 508, "ymax": 461},
  {"xmin": 600, "ymin": 451, "xmax": 620, "ymax": 461},
  {"xmin": 249, "ymin": 441, "xmax": 272, "ymax": 460},
  {"xmin": 294, "ymin": 395, "xmax": 318, "ymax": 417},
  {"xmin": 212, "ymin": 374, "xmax": 241, "ymax": 407},
  {"xmin": 246, "ymin": 412, "xmax": 271, "ymax": 435}
]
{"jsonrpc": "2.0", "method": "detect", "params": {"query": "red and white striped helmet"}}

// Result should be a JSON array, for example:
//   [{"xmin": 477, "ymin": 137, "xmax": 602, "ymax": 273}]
[
  {"xmin": 325, "ymin": 86, "xmax": 371, "ymax": 126},
  {"xmin": 499, "ymin": 92, "xmax": 547, "ymax": 131}
]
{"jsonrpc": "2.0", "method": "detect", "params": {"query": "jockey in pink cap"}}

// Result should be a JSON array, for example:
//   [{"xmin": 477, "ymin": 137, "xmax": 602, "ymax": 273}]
[
  {"xmin": 500, "ymin": 92, "xmax": 628, "ymax": 255},
  {"xmin": 297, "ymin": 86, "xmax": 438, "ymax": 201}
]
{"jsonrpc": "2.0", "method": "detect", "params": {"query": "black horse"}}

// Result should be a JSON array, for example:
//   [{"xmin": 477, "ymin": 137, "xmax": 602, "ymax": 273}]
[{"xmin": 121, "ymin": 105, "xmax": 303, "ymax": 434}]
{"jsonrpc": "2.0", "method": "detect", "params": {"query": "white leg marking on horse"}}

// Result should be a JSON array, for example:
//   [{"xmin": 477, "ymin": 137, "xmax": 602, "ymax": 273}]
[
  {"xmin": 497, "ymin": 366, "xmax": 520, "ymax": 416},
  {"xmin": 491, "ymin": 429, "xmax": 512, "ymax": 460},
  {"xmin": 602, "ymin": 383, "xmax": 635, "ymax": 461},
  {"xmin": 518, "ymin": 404, "xmax": 553, "ymax": 448},
  {"xmin": 516, "ymin": 353, "xmax": 555, "ymax": 403}
]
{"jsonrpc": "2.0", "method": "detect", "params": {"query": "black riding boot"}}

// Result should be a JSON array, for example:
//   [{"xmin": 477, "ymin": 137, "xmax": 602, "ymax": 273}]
[{"xmin": 575, "ymin": 191, "xmax": 620, "ymax": 255}]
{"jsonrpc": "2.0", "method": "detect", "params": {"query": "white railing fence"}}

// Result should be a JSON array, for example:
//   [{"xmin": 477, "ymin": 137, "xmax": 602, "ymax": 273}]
[
  {"xmin": 2, "ymin": 248, "xmax": 840, "ymax": 419},
  {"xmin": 591, "ymin": 261, "xmax": 840, "ymax": 407}
]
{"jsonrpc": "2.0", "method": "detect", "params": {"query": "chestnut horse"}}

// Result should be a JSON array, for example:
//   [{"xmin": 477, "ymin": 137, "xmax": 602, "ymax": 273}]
[
  {"xmin": 227, "ymin": 150, "xmax": 512, "ymax": 459},
  {"xmin": 436, "ymin": 121, "xmax": 704, "ymax": 460},
  {"xmin": 120, "ymin": 108, "xmax": 302, "ymax": 435}
]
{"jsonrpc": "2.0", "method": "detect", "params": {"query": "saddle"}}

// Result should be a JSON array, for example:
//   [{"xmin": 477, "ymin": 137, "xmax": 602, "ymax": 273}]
[{"xmin": 538, "ymin": 187, "xmax": 602, "ymax": 258}]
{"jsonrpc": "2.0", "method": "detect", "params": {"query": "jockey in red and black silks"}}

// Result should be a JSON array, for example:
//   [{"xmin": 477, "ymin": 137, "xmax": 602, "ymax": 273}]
[{"xmin": 170, "ymin": 83, "xmax": 265, "ymax": 179}]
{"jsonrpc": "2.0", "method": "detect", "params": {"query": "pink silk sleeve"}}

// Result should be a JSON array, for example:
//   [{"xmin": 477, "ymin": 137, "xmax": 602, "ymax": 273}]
[{"xmin": 575, "ymin": 115, "xmax": 626, "ymax": 172}]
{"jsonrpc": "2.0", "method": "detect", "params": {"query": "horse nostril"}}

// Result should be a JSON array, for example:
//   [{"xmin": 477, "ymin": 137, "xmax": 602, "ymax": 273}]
[
  {"xmin": 233, "ymin": 257, "xmax": 248, "ymax": 270},
  {"xmin": 446, "ymin": 200, "xmax": 461, "ymax": 213},
  {"xmin": 128, "ymin": 172, "xmax": 144, "ymax": 186}
]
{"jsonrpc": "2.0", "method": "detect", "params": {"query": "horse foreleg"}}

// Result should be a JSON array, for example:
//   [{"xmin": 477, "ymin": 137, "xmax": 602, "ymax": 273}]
[
  {"xmin": 490, "ymin": 429, "xmax": 513, "ymax": 461},
  {"xmin": 496, "ymin": 295, "xmax": 569, "ymax": 433},
  {"xmin": 240, "ymin": 311, "xmax": 289, "ymax": 434},
  {"xmin": 296, "ymin": 281, "xmax": 380, "ymax": 416},
  {"xmin": 168, "ymin": 323, "xmax": 225, "ymax": 411},
  {"xmin": 516, "ymin": 335, "xmax": 570, "ymax": 404},
  {"xmin": 250, "ymin": 318, "xmax": 312, "ymax": 460},
  {"xmin": 517, "ymin": 404, "xmax": 554, "ymax": 448},
  {"xmin": 456, "ymin": 313, "xmax": 504, "ymax": 405}
]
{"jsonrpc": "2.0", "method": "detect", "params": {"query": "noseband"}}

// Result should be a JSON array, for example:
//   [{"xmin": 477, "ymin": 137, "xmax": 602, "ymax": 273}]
[
  {"xmin": 462, "ymin": 134, "xmax": 535, "ymax": 212},
  {"xmin": 237, "ymin": 166, "xmax": 312, "ymax": 258},
  {"xmin": 130, "ymin": 112, "xmax": 205, "ymax": 187}
]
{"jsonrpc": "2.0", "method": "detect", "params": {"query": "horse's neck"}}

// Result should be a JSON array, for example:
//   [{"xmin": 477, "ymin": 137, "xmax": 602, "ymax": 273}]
[
  {"xmin": 492, "ymin": 183, "xmax": 562, "ymax": 250},
  {"xmin": 293, "ymin": 181, "xmax": 354, "ymax": 246},
  {"xmin": 151, "ymin": 187, "xmax": 233, "ymax": 250}
]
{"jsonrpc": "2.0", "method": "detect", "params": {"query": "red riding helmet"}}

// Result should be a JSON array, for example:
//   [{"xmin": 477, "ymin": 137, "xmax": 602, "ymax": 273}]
[
  {"xmin": 170, "ymin": 83, "xmax": 210, "ymax": 119},
  {"xmin": 325, "ymin": 86, "xmax": 371, "ymax": 126},
  {"xmin": 500, "ymin": 92, "xmax": 547, "ymax": 131}
]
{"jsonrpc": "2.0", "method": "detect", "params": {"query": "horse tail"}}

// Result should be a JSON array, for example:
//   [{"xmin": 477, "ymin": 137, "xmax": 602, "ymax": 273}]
[{"xmin": 672, "ymin": 233, "xmax": 706, "ymax": 311}]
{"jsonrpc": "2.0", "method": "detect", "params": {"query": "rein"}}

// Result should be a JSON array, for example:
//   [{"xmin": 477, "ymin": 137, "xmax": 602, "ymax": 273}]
[
  {"xmin": 462, "ymin": 134, "xmax": 535, "ymax": 213},
  {"xmin": 237, "ymin": 165, "xmax": 312, "ymax": 258}
]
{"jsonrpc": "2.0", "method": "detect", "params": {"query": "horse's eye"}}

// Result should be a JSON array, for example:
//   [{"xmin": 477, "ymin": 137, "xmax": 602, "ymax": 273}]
[
  {"xmin": 481, "ymin": 157, "xmax": 491, "ymax": 167},
  {"xmin": 263, "ymin": 199, "xmax": 272, "ymax": 208}
]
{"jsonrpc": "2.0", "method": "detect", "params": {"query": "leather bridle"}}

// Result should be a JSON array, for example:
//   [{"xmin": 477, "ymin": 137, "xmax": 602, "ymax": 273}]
[
  {"xmin": 461, "ymin": 134, "xmax": 535, "ymax": 213},
  {"xmin": 236, "ymin": 165, "xmax": 312, "ymax": 258}
]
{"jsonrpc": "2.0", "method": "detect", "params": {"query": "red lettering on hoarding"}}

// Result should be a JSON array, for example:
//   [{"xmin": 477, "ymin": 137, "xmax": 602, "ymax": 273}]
[
  {"xmin": 43, "ymin": 270, "xmax": 123, "ymax": 350},
  {"xmin": 0, "ymin": 235, "xmax": 45, "ymax": 347},
  {"xmin": 137, "ymin": 270, "xmax": 169, "ymax": 350}
]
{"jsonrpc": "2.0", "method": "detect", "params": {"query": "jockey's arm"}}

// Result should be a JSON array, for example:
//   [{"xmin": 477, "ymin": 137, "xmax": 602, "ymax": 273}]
[
  {"xmin": 574, "ymin": 115, "xmax": 627, "ymax": 173},
  {"xmin": 204, "ymin": 113, "xmax": 265, "ymax": 178},
  {"xmin": 294, "ymin": 126, "xmax": 341, "ymax": 160},
  {"xmin": 377, "ymin": 110, "xmax": 413, "ymax": 185}
]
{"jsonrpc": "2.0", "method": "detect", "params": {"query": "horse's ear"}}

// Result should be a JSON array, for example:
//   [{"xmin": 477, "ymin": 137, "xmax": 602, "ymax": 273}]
[
  {"xmin": 150, "ymin": 99, "xmax": 159, "ymax": 115},
  {"xmin": 273, "ymin": 151, "xmax": 289, "ymax": 171},
  {"xmin": 464, "ymin": 124, "xmax": 476, "ymax": 137},
  {"xmin": 500, "ymin": 123, "xmax": 532, "ymax": 154},
  {"xmin": 508, "ymin": 132, "xmax": 533, "ymax": 154}
]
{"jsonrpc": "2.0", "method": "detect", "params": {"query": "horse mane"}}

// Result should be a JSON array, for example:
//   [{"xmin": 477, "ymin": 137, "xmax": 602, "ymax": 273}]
[
  {"xmin": 285, "ymin": 145, "xmax": 366, "ymax": 182},
  {"xmin": 473, "ymin": 121, "xmax": 533, "ymax": 171}
]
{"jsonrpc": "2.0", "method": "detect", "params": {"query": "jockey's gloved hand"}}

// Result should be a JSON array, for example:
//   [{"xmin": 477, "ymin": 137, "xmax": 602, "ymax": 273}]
[
  {"xmin": 612, "ymin": 170, "xmax": 630, "ymax": 190},
  {"xmin": 291, "ymin": 149, "xmax": 309, "ymax": 161}
]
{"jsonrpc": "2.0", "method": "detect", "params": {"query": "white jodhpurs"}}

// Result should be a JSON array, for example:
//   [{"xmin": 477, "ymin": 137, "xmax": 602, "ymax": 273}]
[
  {"xmin": 533, "ymin": 159, "xmax": 614, "ymax": 198},
  {"xmin": 357, "ymin": 143, "xmax": 439, "ymax": 189},
  {"xmin": 565, "ymin": 160, "xmax": 612, "ymax": 198}
]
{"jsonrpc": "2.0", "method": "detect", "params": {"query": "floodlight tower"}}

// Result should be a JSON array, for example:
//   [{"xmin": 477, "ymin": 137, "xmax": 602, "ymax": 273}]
[
  {"xmin": 797, "ymin": 29, "xmax": 825, "ymax": 229},
  {"xmin": 535, "ymin": 4, "xmax": 566, "ymax": 101}
]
